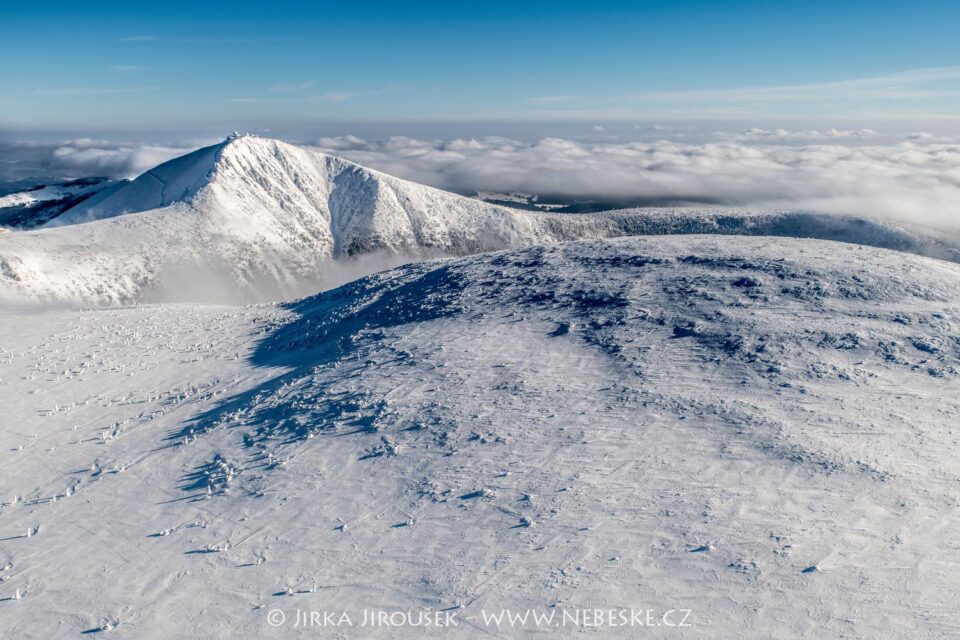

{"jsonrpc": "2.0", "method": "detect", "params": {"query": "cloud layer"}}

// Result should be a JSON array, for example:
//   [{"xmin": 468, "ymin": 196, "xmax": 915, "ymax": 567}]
[
  {"xmin": 49, "ymin": 140, "xmax": 190, "ymax": 177},
  {"xmin": 311, "ymin": 133, "xmax": 960, "ymax": 228},
  {"xmin": 0, "ymin": 139, "xmax": 204, "ymax": 185},
  {"xmin": 2, "ymin": 131, "xmax": 958, "ymax": 230}
]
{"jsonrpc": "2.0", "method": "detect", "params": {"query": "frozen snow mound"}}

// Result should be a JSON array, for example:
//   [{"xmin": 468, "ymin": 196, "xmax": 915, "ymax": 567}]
[
  {"xmin": 2, "ymin": 236, "xmax": 960, "ymax": 638},
  {"xmin": 1, "ymin": 134, "xmax": 959, "ymax": 305}
]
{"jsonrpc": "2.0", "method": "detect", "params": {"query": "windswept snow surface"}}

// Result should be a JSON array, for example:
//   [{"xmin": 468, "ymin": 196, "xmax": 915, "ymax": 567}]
[
  {"xmin": 1, "ymin": 135, "xmax": 959, "ymax": 305},
  {"xmin": 2, "ymin": 236, "xmax": 960, "ymax": 638}
]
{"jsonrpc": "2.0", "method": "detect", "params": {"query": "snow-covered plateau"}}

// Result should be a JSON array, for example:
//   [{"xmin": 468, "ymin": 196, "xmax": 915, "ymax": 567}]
[{"xmin": 1, "ymin": 137, "xmax": 959, "ymax": 639}]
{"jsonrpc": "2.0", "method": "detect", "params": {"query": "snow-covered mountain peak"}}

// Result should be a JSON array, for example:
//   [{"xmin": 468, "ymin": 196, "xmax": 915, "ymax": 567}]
[
  {"xmin": 42, "ymin": 135, "xmax": 325, "ymax": 226},
  {"xmin": 0, "ymin": 137, "xmax": 549, "ymax": 303},
  {"xmin": 3, "ymin": 136, "xmax": 960, "ymax": 305},
  {"xmin": 46, "ymin": 134, "xmax": 496, "ymax": 242}
]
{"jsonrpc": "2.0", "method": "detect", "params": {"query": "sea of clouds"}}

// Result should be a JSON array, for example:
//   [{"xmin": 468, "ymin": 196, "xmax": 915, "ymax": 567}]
[
  {"xmin": 46, "ymin": 138, "xmax": 191, "ymax": 177},
  {"xmin": 309, "ymin": 131, "xmax": 960, "ymax": 228},
  {"xmin": 2, "ymin": 128, "xmax": 958, "ymax": 228},
  {"xmin": 0, "ymin": 138, "xmax": 204, "ymax": 188}
]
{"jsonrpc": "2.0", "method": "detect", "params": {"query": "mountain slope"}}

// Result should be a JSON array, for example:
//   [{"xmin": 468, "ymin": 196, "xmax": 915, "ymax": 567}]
[
  {"xmin": 2, "ymin": 236, "xmax": 959, "ymax": 638},
  {"xmin": 0, "ymin": 177, "xmax": 113, "ymax": 230},
  {"xmin": 0, "ymin": 136, "xmax": 553, "ymax": 304},
  {"xmin": 1, "ymin": 135, "xmax": 959, "ymax": 305},
  {"xmin": 49, "ymin": 134, "xmax": 548, "ymax": 257}
]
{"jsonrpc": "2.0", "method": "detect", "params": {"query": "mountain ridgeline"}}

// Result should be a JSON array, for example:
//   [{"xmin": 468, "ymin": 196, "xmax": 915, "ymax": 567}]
[{"xmin": 1, "ymin": 135, "xmax": 958, "ymax": 305}]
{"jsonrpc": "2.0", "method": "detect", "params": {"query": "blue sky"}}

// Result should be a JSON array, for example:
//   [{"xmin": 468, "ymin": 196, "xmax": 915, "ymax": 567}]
[{"xmin": 2, "ymin": 1, "xmax": 960, "ymax": 133}]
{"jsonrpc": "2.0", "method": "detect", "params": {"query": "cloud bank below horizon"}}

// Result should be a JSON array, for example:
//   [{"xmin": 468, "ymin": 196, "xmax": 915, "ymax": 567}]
[
  {"xmin": 311, "ymin": 132, "xmax": 960, "ymax": 228},
  {"xmin": 2, "ymin": 130, "xmax": 958, "ymax": 229}
]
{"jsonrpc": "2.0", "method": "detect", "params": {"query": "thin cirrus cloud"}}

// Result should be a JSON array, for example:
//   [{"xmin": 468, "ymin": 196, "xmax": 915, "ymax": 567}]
[
  {"xmin": 224, "ymin": 94, "xmax": 354, "ymax": 104},
  {"xmin": 629, "ymin": 67, "xmax": 960, "ymax": 102},
  {"xmin": 117, "ymin": 34, "xmax": 291, "ymax": 44},
  {"xmin": 0, "ymin": 86, "xmax": 158, "ymax": 107},
  {"xmin": 525, "ymin": 95, "xmax": 582, "ymax": 104},
  {"xmin": 627, "ymin": 67, "xmax": 960, "ymax": 103},
  {"xmin": 227, "ymin": 85, "xmax": 404, "ymax": 105},
  {"xmin": 516, "ymin": 67, "xmax": 960, "ymax": 120},
  {"xmin": 31, "ymin": 86, "xmax": 159, "ymax": 96},
  {"xmin": 267, "ymin": 81, "xmax": 317, "ymax": 94}
]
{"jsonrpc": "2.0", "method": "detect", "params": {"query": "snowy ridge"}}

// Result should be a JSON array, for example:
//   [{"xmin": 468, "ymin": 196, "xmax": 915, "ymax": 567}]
[
  {"xmin": 49, "ymin": 144, "xmax": 223, "ymax": 226},
  {"xmin": 0, "ymin": 178, "xmax": 113, "ymax": 230},
  {"xmin": 47, "ymin": 135, "xmax": 547, "ymax": 258},
  {"xmin": 2, "ymin": 236, "xmax": 959, "ymax": 638},
  {"xmin": 0, "ymin": 136, "xmax": 550, "ymax": 304},
  {"xmin": 1, "ymin": 135, "xmax": 959, "ymax": 305}
]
